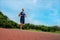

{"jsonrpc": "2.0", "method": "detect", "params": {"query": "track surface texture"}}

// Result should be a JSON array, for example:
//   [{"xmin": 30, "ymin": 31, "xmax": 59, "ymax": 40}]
[{"xmin": 0, "ymin": 28, "xmax": 60, "ymax": 40}]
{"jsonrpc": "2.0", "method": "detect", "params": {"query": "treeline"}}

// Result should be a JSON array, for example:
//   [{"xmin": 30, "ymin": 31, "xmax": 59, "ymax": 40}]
[
  {"xmin": 0, "ymin": 11, "xmax": 19, "ymax": 28},
  {"xmin": 23, "ymin": 23, "xmax": 60, "ymax": 32},
  {"xmin": 0, "ymin": 11, "xmax": 60, "ymax": 32}
]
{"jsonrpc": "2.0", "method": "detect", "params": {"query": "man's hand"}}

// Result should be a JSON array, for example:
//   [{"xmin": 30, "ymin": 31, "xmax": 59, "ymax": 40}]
[
  {"xmin": 24, "ymin": 14, "xmax": 27, "ymax": 17},
  {"xmin": 18, "ymin": 14, "xmax": 20, "ymax": 16}
]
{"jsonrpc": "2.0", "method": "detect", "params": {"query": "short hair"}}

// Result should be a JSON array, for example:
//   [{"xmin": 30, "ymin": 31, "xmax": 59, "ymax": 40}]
[{"xmin": 22, "ymin": 8, "xmax": 24, "ymax": 11}]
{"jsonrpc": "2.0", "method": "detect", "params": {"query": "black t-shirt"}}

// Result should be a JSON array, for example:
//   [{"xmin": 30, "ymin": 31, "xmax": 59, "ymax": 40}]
[{"xmin": 20, "ymin": 12, "xmax": 25, "ymax": 19}]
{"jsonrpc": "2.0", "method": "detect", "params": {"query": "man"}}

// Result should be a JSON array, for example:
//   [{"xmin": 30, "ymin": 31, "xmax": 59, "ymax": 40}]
[{"xmin": 18, "ymin": 8, "xmax": 26, "ymax": 30}]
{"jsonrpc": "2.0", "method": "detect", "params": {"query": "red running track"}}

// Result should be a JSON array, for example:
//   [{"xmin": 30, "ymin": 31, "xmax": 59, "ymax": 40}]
[{"xmin": 0, "ymin": 28, "xmax": 60, "ymax": 40}]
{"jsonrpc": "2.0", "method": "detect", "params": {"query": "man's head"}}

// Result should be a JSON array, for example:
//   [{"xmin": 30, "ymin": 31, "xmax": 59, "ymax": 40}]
[{"xmin": 22, "ymin": 8, "xmax": 24, "ymax": 12}]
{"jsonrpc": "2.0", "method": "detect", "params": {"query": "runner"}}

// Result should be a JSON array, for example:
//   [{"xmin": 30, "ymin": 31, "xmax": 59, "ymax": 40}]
[{"xmin": 18, "ymin": 8, "xmax": 26, "ymax": 30}]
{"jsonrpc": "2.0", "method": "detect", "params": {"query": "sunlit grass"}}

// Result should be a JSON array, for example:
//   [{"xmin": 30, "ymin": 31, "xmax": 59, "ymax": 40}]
[{"xmin": 27, "ymin": 29, "xmax": 60, "ymax": 34}]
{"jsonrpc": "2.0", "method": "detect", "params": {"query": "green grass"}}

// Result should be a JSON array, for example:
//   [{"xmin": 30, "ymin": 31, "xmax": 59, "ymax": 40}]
[
  {"xmin": 27, "ymin": 29, "xmax": 60, "ymax": 34},
  {"xmin": 27, "ymin": 29, "xmax": 42, "ymax": 32},
  {"xmin": 56, "ymin": 31, "xmax": 60, "ymax": 33},
  {"xmin": 50, "ymin": 31, "xmax": 60, "ymax": 34},
  {"xmin": 13, "ymin": 28, "xmax": 60, "ymax": 34}
]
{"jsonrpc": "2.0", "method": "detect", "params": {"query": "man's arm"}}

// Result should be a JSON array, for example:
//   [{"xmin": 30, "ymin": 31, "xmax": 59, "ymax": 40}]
[
  {"xmin": 18, "ymin": 12, "xmax": 22, "ymax": 16},
  {"xmin": 25, "ymin": 13, "xmax": 27, "ymax": 17},
  {"xmin": 18, "ymin": 13, "xmax": 20, "ymax": 16}
]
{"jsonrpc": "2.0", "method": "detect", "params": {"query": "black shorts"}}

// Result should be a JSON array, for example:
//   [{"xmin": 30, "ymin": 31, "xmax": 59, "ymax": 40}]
[{"xmin": 20, "ymin": 17, "xmax": 25, "ymax": 24}]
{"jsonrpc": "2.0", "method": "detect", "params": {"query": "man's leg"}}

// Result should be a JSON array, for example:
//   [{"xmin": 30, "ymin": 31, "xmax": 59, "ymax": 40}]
[{"xmin": 20, "ymin": 23, "xmax": 23, "ymax": 30}]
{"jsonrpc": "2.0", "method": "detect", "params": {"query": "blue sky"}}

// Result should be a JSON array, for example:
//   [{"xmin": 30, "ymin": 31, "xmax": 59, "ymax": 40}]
[{"xmin": 0, "ymin": 0, "xmax": 60, "ymax": 26}]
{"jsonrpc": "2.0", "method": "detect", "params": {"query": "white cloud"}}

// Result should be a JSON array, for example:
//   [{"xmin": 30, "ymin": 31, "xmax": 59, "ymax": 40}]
[
  {"xmin": 0, "ymin": 0, "xmax": 38, "ymax": 12},
  {"xmin": 1, "ymin": 0, "xmax": 24, "ymax": 11}
]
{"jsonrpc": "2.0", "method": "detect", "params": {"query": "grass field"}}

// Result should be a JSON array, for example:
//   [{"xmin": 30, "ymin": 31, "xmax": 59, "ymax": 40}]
[
  {"xmin": 28, "ymin": 29, "xmax": 60, "ymax": 34},
  {"xmin": 50, "ymin": 31, "xmax": 60, "ymax": 34}
]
